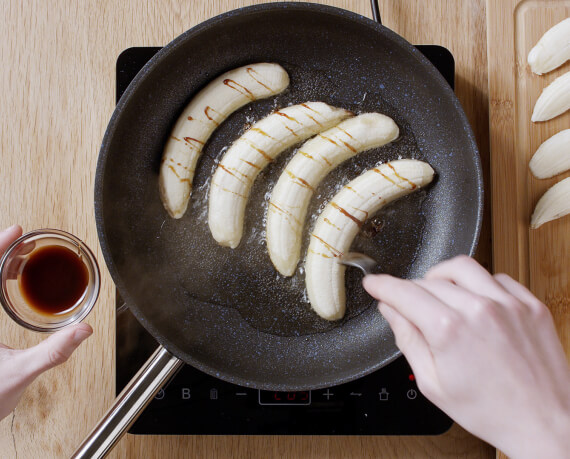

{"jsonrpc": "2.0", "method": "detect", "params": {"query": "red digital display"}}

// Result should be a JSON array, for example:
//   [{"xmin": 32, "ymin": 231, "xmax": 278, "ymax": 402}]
[{"xmin": 258, "ymin": 390, "xmax": 311, "ymax": 405}]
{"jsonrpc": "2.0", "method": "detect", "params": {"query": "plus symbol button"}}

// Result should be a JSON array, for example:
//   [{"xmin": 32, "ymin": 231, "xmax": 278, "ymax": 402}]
[{"xmin": 323, "ymin": 389, "xmax": 334, "ymax": 400}]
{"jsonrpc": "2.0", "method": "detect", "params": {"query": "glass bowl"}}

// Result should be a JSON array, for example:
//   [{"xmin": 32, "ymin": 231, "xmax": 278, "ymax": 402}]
[{"xmin": 0, "ymin": 229, "xmax": 100, "ymax": 332}]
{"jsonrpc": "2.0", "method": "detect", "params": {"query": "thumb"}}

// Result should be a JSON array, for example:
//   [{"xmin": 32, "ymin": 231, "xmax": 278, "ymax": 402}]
[
  {"xmin": 24, "ymin": 323, "xmax": 93, "ymax": 377},
  {"xmin": 0, "ymin": 225, "xmax": 22, "ymax": 253}
]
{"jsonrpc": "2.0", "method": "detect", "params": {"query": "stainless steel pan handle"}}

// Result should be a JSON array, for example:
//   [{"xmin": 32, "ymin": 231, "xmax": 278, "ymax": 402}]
[{"xmin": 71, "ymin": 346, "xmax": 184, "ymax": 459}]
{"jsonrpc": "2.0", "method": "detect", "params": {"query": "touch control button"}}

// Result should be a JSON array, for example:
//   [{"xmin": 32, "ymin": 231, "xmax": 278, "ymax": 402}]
[
  {"xmin": 154, "ymin": 389, "xmax": 165, "ymax": 400},
  {"xmin": 323, "ymin": 389, "xmax": 334, "ymax": 400},
  {"xmin": 379, "ymin": 388, "xmax": 389, "ymax": 401},
  {"xmin": 407, "ymin": 389, "xmax": 418, "ymax": 400}
]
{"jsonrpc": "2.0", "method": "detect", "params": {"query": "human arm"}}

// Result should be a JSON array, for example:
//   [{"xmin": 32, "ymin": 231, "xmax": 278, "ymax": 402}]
[{"xmin": 362, "ymin": 255, "xmax": 570, "ymax": 459}]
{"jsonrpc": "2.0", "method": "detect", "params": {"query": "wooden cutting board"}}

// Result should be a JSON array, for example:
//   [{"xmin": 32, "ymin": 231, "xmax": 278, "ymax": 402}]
[
  {"xmin": 487, "ymin": 2, "xmax": 570, "ymax": 456},
  {"xmin": 487, "ymin": 2, "xmax": 569, "ymax": 353}
]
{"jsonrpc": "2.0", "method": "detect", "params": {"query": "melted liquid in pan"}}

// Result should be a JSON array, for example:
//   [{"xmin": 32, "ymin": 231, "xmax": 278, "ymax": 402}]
[{"xmin": 147, "ymin": 63, "xmax": 429, "ymax": 337}]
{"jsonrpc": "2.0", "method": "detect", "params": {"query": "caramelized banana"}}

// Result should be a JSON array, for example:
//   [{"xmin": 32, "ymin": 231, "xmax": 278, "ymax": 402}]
[
  {"xmin": 159, "ymin": 63, "xmax": 289, "ymax": 218},
  {"xmin": 305, "ymin": 160, "xmax": 434, "ymax": 320},
  {"xmin": 208, "ymin": 102, "xmax": 353, "ymax": 247}
]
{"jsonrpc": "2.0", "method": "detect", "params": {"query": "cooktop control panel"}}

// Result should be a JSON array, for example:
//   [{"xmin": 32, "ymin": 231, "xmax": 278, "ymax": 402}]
[{"xmin": 116, "ymin": 46, "xmax": 455, "ymax": 435}]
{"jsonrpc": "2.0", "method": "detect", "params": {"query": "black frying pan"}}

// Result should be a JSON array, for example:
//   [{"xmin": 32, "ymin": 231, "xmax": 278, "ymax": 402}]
[{"xmin": 79, "ymin": 3, "xmax": 482, "ymax": 456}]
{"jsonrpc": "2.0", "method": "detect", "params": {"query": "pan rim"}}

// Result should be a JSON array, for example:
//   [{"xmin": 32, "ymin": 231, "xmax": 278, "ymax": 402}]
[{"xmin": 94, "ymin": 2, "xmax": 483, "ymax": 391}]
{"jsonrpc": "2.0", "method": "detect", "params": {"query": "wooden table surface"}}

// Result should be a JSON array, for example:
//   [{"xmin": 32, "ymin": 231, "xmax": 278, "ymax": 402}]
[{"xmin": 0, "ymin": 1, "xmax": 495, "ymax": 457}]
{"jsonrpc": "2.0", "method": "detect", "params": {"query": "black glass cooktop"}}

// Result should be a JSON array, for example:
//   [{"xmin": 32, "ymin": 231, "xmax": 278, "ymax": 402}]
[{"xmin": 116, "ymin": 45, "xmax": 455, "ymax": 435}]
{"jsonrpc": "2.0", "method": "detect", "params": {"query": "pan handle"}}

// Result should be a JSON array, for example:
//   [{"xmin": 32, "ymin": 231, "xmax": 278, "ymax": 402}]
[{"xmin": 71, "ymin": 345, "xmax": 184, "ymax": 459}]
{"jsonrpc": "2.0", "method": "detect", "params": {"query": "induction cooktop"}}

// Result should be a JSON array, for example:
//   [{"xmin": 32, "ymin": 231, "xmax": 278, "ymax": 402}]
[{"xmin": 115, "ymin": 44, "xmax": 455, "ymax": 436}]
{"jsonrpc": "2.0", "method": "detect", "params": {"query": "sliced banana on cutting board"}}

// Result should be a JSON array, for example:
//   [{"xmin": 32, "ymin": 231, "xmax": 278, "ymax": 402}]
[
  {"xmin": 267, "ymin": 113, "xmax": 399, "ymax": 277},
  {"xmin": 529, "ymin": 129, "xmax": 570, "ymax": 179},
  {"xmin": 305, "ymin": 159, "xmax": 435, "ymax": 321},
  {"xmin": 531, "ymin": 177, "xmax": 570, "ymax": 229},
  {"xmin": 208, "ymin": 102, "xmax": 354, "ymax": 248},
  {"xmin": 528, "ymin": 18, "xmax": 570, "ymax": 75},
  {"xmin": 159, "ymin": 63, "xmax": 289, "ymax": 218},
  {"xmin": 531, "ymin": 71, "xmax": 570, "ymax": 122}
]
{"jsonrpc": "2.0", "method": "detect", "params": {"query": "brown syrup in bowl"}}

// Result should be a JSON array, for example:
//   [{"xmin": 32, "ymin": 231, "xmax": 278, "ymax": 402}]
[{"xmin": 19, "ymin": 245, "xmax": 89, "ymax": 315}]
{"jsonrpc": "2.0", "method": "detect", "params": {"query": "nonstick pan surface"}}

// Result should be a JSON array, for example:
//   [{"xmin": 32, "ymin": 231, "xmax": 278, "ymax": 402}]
[{"xmin": 95, "ymin": 3, "xmax": 483, "ymax": 391}]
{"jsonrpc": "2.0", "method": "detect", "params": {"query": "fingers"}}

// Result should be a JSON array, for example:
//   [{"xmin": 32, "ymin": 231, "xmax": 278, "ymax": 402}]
[
  {"xmin": 378, "ymin": 303, "xmax": 438, "ymax": 396},
  {"xmin": 425, "ymin": 255, "xmax": 513, "ymax": 304},
  {"xmin": 22, "ymin": 323, "xmax": 93, "ymax": 378},
  {"xmin": 427, "ymin": 258, "xmax": 547, "ymax": 318},
  {"xmin": 413, "ymin": 278, "xmax": 507, "ymax": 322},
  {"xmin": 493, "ymin": 273, "xmax": 544, "ymax": 312},
  {"xmin": 0, "ymin": 225, "xmax": 22, "ymax": 253},
  {"xmin": 412, "ymin": 279, "xmax": 471, "ymax": 311},
  {"xmin": 363, "ymin": 274, "xmax": 452, "ymax": 343}
]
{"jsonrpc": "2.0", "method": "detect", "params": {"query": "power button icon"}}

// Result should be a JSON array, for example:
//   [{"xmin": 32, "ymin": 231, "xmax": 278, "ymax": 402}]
[{"xmin": 406, "ymin": 389, "xmax": 417, "ymax": 400}]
